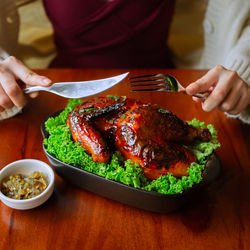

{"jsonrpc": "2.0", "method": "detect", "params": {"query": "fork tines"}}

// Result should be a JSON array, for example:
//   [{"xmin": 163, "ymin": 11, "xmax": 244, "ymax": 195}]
[{"xmin": 129, "ymin": 74, "xmax": 166, "ymax": 92}]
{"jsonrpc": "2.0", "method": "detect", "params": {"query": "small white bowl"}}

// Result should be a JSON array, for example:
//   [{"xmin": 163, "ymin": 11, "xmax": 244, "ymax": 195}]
[{"xmin": 0, "ymin": 159, "xmax": 55, "ymax": 210}]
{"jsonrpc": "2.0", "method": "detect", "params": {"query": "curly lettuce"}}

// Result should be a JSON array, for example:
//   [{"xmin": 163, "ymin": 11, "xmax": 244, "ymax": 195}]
[{"xmin": 44, "ymin": 99, "xmax": 220, "ymax": 194}]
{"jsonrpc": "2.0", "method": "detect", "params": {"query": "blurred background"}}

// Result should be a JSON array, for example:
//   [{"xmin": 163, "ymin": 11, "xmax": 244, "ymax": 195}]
[{"xmin": 17, "ymin": 0, "xmax": 206, "ymax": 69}]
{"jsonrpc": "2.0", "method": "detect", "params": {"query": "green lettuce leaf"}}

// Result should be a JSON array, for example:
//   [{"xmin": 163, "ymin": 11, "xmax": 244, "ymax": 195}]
[{"xmin": 44, "ymin": 100, "xmax": 220, "ymax": 194}]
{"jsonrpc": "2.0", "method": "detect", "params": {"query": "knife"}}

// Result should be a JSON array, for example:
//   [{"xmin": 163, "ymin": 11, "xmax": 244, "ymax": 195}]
[{"xmin": 24, "ymin": 72, "xmax": 129, "ymax": 98}]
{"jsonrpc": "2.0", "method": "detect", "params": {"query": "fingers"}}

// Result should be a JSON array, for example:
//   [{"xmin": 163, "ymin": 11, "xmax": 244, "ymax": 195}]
[
  {"xmin": 4, "ymin": 56, "xmax": 51, "ymax": 87},
  {"xmin": 187, "ymin": 65, "xmax": 250, "ymax": 116},
  {"xmin": 218, "ymin": 78, "xmax": 244, "ymax": 112},
  {"xmin": 0, "ymin": 84, "xmax": 14, "ymax": 111},
  {"xmin": 202, "ymin": 69, "xmax": 236, "ymax": 112},
  {"xmin": 186, "ymin": 65, "xmax": 223, "ymax": 95},
  {"xmin": 222, "ymin": 84, "xmax": 250, "ymax": 115},
  {"xmin": 0, "ymin": 65, "xmax": 26, "ymax": 108},
  {"xmin": 0, "ymin": 56, "xmax": 52, "ymax": 113}
]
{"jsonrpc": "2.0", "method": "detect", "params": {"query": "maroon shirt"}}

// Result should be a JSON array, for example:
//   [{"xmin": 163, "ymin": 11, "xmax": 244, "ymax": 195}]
[{"xmin": 43, "ymin": 0, "xmax": 175, "ymax": 68}]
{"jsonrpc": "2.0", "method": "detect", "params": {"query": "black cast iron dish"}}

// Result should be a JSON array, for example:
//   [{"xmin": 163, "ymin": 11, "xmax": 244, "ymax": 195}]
[{"xmin": 41, "ymin": 111, "xmax": 221, "ymax": 213}]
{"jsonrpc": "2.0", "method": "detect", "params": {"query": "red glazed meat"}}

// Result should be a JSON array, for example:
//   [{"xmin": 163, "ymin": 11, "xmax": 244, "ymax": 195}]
[{"xmin": 67, "ymin": 96, "xmax": 211, "ymax": 180}]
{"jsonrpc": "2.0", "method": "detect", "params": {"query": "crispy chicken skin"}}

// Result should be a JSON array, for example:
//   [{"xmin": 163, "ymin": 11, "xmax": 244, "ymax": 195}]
[{"xmin": 67, "ymin": 97, "xmax": 212, "ymax": 180}]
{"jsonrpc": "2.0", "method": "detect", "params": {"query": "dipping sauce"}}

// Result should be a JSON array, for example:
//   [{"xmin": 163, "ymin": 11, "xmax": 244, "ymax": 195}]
[{"xmin": 1, "ymin": 171, "xmax": 48, "ymax": 199}]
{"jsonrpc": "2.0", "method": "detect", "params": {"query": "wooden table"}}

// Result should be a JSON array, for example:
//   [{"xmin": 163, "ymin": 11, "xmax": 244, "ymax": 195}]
[{"xmin": 0, "ymin": 69, "xmax": 249, "ymax": 250}]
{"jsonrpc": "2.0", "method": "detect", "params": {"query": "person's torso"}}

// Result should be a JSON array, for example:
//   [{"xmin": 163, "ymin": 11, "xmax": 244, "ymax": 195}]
[{"xmin": 43, "ymin": 0, "xmax": 175, "ymax": 68}]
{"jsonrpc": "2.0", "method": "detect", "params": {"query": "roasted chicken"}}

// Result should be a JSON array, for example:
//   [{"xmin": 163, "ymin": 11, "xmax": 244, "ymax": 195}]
[{"xmin": 67, "ymin": 96, "xmax": 211, "ymax": 180}]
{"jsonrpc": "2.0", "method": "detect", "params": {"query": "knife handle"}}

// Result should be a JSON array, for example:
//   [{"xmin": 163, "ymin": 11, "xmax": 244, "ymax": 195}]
[{"xmin": 24, "ymin": 86, "xmax": 49, "ymax": 94}]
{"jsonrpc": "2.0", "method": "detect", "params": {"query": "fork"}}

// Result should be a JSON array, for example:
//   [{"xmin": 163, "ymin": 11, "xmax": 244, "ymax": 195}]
[
  {"xmin": 130, "ymin": 73, "xmax": 209, "ymax": 99},
  {"xmin": 24, "ymin": 72, "xmax": 129, "ymax": 99}
]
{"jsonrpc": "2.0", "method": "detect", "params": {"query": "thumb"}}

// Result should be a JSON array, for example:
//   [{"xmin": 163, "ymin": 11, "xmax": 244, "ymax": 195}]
[
  {"xmin": 186, "ymin": 82, "xmax": 202, "ymax": 95},
  {"xmin": 186, "ymin": 67, "xmax": 221, "ymax": 95},
  {"xmin": 186, "ymin": 78, "xmax": 215, "ymax": 95}
]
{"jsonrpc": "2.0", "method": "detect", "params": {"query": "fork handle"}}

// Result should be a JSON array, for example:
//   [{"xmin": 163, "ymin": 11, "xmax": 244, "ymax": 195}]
[
  {"xmin": 181, "ymin": 89, "xmax": 209, "ymax": 99},
  {"xmin": 193, "ymin": 92, "xmax": 210, "ymax": 99}
]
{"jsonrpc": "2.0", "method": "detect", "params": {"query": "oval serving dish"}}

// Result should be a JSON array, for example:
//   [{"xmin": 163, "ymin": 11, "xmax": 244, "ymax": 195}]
[{"xmin": 41, "ymin": 111, "xmax": 221, "ymax": 213}]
